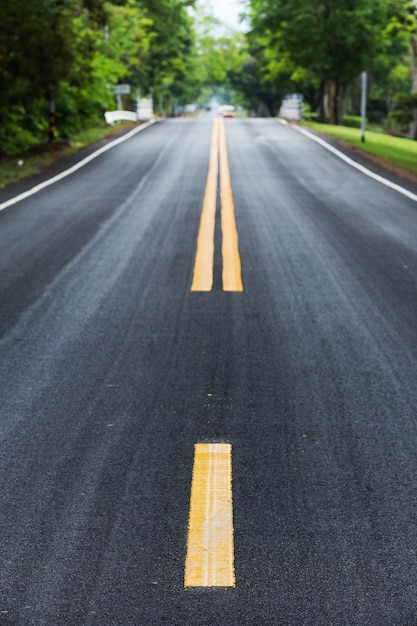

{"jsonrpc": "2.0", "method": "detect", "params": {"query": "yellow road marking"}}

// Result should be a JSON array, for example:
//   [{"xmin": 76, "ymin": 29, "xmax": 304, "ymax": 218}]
[
  {"xmin": 184, "ymin": 443, "xmax": 235, "ymax": 587},
  {"xmin": 190, "ymin": 118, "xmax": 220, "ymax": 292},
  {"xmin": 191, "ymin": 118, "xmax": 243, "ymax": 292},
  {"xmin": 219, "ymin": 119, "xmax": 243, "ymax": 292}
]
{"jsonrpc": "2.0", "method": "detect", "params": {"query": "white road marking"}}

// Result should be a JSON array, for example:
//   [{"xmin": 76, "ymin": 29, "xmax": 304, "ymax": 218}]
[
  {"xmin": 0, "ymin": 120, "xmax": 156, "ymax": 213},
  {"xmin": 279, "ymin": 120, "xmax": 417, "ymax": 203}
]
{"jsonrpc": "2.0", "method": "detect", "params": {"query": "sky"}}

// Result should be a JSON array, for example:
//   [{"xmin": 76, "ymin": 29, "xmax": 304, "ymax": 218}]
[{"xmin": 205, "ymin": 0, "xmax": 247, "ymax": 31}]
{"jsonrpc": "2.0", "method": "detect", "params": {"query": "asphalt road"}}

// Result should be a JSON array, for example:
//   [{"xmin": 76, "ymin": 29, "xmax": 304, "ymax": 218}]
[{"xmin": 2, "ymin": 113, "xmax": 417, "ymax": 625}]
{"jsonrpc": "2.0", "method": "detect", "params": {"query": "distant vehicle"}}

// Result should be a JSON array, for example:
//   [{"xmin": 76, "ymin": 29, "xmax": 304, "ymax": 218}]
[{"xmin": 222, "ymin": 105, "xmax": 235, "ymax": 118}]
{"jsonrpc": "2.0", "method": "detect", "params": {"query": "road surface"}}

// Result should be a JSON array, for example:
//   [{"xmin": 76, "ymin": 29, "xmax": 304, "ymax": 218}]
[{"xmin": 1, "ymin": 113, "xmax": 417, "ymax": 625}]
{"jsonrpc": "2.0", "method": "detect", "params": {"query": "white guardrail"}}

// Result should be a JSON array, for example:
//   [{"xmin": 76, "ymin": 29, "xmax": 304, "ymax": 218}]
[
  {"xmin": 279, "ymin": 94, "xmax": 304, "ymax": 121},
  {"xmin": 104, "ymin": 110, "xmax": 139, "ymax": 125},
  {"xmin": 105, "ymin": 99, "xmax": 154, "ymax": 125}
]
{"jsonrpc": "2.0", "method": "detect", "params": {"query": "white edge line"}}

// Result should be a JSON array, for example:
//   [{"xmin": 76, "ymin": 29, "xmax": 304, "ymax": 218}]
[
  {"xmin": 278, "ymin": 119, "xmax": 417, "ymax": 203},
  {"xmin": 0, "ymin": 119, "xmax": 157, "ymax": 212}
]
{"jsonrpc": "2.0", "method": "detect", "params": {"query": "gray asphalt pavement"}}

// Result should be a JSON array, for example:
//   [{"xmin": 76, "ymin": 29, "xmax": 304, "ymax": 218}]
[{"xmin": 2, "ymin": 114, "xmax": 417, "ymax": 625}]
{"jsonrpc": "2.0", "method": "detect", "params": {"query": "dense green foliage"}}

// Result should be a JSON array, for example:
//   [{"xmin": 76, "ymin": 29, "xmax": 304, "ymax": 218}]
[
  {"xmin": 245, "ymin": 0, "xmax": 417, "ymax": 132},
  {"xmin": 0, "ymin": 0, "xmax": 199, "ymax": 154},
  {"xmin": 2, "ymin": 0, "xmax": 417, "ymax": 153}
]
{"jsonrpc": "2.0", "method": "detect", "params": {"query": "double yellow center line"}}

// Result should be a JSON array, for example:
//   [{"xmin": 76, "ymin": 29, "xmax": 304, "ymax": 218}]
[{"xmin": 191, "ymin": 118, "xmax": 243, "ymax": 292}]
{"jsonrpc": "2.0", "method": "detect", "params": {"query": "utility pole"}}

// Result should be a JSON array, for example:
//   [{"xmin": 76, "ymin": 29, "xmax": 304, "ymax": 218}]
[{"xmin": 360, "ymin": 71, "xmax": 367, "ymax": 143}]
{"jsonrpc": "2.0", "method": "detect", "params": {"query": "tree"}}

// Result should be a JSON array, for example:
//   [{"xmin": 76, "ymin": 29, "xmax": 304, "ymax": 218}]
[
  {"xmin": 0, "ymin": 0, "xmax": 117, "ymax": 151},
  {"xmin": 385, "ymin": 0, "xmax": 417, "ymax": 137},
  {"xmin": 136, "ymin": 0, "xmax": 198, "ymax": 108},
  {"xmin": 0, "ymin": 0, "xmax": 199, "ymax": 152},
  {"xmin": 248, "ymin": 0, "xmax": 391, "ymax": 123}
]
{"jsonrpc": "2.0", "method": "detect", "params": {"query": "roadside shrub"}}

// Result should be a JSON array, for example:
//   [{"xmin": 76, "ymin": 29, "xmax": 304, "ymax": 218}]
[
  {"xmin": 0, "ymin": 105, "xmax": 45, "ymax": 155},
  {"xmin": 302, "ymin": 103, "xmax": 319, "ymax": 121},
  {"xmin": 390, "ymin": 92, "xmax": 417, "ymax": 127},
  {"xmin": 343, "ymin": 115, "xmax": 362, "ymax": 128}
]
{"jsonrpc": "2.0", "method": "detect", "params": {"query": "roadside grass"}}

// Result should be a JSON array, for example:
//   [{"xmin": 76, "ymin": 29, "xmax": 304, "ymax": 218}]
[
  {"xmin": 300, "ymin": 121, "xmax": 417, "ymax": 178},
  {"xmin": 0, "ymin": 121, "xmax": 137, "ymax": 189}
]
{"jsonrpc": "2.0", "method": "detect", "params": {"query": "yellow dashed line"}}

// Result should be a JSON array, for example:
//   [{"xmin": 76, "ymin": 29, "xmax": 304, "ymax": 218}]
[{"xmin": 184, "ymin": 443, "xmax": 235, "ymax": 587}]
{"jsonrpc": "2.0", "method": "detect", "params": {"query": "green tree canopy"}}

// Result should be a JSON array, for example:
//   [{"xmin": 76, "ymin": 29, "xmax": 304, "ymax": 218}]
[
  {"xmin": 248, "ymin": 0, "xmax": 396, "ymax": 123},
  {"xmin": 0, "ymin": 0, "xmax": 200, "ymax": 153}
]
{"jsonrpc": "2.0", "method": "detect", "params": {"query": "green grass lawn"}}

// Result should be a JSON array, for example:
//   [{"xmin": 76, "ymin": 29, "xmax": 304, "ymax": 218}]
[
  {"xmin": 301, "ymin": 121, "xmax": 417, "ymax": 177},
  {"xmin": 0, "ymin": 121, "xmax": 137, "ymax": 189}
]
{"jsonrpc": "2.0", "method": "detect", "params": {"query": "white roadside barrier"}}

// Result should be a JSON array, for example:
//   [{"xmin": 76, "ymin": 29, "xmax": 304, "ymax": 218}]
[{"xmin": 104, "ymin": 110, "xmax": 139, "ymax": 125}]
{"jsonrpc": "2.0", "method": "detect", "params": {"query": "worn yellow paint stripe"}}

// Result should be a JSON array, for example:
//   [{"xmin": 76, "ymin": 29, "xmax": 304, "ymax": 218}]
[
  {"xmin": 219, "ymin": 119, "xmax": 243, "ymax": 292},
  {"xmin": 184, "ymin": 443, "xmax": 235, "ymax": 587},
  {"xmin": 190, "ymin": 118, "xmax": 220, "ymax": 292}
]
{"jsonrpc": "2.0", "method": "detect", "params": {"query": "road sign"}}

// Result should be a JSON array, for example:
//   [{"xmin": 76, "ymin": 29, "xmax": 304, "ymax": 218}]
[{"xmin": 114, "ymin": 84, "xmax": 131, "ymax": 95}]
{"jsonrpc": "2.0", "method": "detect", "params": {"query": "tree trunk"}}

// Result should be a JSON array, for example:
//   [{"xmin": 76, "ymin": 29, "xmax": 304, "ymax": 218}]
[
  {"xmin": 318, "ymin": 73, "xmax": 327, "ymax": 123},
  {"xmin": 329, "ymin": 81, "xmax": 340, "ymax": 125}
]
